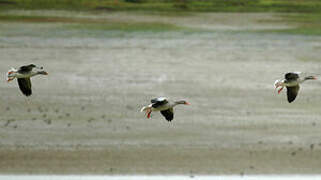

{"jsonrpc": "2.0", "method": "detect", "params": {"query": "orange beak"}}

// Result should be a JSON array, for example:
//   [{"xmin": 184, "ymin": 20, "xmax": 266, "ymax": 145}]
[{"xmin": 185, "ymin": 102, "xmax": 191, "ymax": 105}]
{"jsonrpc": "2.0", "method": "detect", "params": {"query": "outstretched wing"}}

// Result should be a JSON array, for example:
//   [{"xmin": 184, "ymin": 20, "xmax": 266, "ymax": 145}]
[
  {"xmin": 287, "ymin": 85, "xmax": 300, "ymax": 103},
  {"xmin": 17, "ymin": 78, "xmax": 32, "ymax": 96},
  {"xmin": 151, "ymin": 97, "xmax": 168, "ymax": 108},
  {"xmin": 18, "ymin": 64, "xmax": 35, "ymax": 74},
  {"xmin": 160, "ymin": 108, "xmax": 174, "ymax": 122},
  {"xmin": 285, "ymin": 72, "xmax": 299, "ymax": 81}
]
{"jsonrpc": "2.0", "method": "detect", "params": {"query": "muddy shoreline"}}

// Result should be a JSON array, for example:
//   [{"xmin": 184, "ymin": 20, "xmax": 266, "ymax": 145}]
[{"xmin": 0, "ymin": 11, "xmax": 321, "ymax": 174}]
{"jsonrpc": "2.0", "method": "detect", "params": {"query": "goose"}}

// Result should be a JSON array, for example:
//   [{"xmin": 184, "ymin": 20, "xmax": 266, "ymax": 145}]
[
  {"xmin": 140, "ymin": 97, "xmax": 190, "ymax": 122},
  {"xmin": 274, "ymin": 72, "xmax": 317, "ymax": 103},
  {"xmin": 7, "ymin": 64, "xmax": 48, "ymax": 96}
]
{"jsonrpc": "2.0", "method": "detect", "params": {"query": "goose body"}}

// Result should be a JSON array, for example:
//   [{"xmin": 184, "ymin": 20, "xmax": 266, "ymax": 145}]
[
  {"xmin": 274, "ymin": 72, "xmax": 317, "ymax": 103},
  {"xmin": 7, "ymin": 64, "xmax": 48, "ymax": 96},
  {"xmin": 140, "ymin": 97, "xmax": 190, "ymax": 121}
]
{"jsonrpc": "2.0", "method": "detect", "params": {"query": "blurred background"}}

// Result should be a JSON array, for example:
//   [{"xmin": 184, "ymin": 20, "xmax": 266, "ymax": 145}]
[{"xmin": 0, "ymin": 0, "xmax": 321, "ymax": 175}]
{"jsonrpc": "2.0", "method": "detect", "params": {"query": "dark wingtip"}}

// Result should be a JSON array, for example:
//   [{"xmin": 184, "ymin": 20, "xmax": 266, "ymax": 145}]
[
  {"xmin": 165, "ymin": 117, "xmax": 173, "ymax": 122},
  {"xmin": 23, "ymin": 92, "xmax": 32, "ymax": 96},
  {"xmin": 287, "ymin": 98, "xmax": 295, "ymax": 103},
  {"xmin": 21, "ymin": 88, "xmax": 32, "ymax": 96}
]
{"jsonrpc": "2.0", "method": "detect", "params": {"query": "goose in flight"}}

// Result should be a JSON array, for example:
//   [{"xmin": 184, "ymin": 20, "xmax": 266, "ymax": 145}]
[
  {"xmin": 274, "ymin": 72, "xmax": 317, "ymax": 103},
  {"xmin": 7, "ymin": 64, "xmax": 48, "ymax": 96},
  {"xmin": 140, "ymin": 97, "xmax": 190, "ymax": 122}
]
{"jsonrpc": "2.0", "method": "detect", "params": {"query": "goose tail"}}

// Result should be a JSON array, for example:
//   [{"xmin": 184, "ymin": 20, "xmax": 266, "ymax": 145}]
[{"xmin": 7, "ymin": 68, "xmax": 17, "ymax": 82}]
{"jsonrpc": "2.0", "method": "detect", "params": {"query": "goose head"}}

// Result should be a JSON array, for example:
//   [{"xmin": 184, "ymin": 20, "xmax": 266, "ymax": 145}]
[
  {"xmin": 304, "ymin": 76, "xmax": 317, "ymax": 80},
  {"xmin": 32, "ymin": 64, "xmax": 48, "ymax": 75},
  {"xmin": 37, "ymin": 70, "xmax": 49, "ymax": 75}
]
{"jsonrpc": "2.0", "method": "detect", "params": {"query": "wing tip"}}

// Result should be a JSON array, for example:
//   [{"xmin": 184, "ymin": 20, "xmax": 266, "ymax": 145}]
[
  {"xmin": 287, "ymin": 95, "xmax": 296, "ymax": 103},
  {"xmin": 22, "ymin": 90, "xmax": 32, "ymax": 96},
  {"xmin": 17, "ymin": 78, "xmax": 32, "ymax": 97}
]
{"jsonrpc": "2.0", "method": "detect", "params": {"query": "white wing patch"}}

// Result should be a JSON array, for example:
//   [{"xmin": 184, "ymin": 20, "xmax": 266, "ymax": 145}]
[{"xmin": 157, "ymin": 97, "xmax": 167, "ymax": 101}]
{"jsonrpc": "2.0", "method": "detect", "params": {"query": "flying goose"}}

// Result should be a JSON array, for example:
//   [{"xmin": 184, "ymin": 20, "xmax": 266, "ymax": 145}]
[
  {"xmin": 274, "ymin": 72, "xmax": 317, "ymax": 103},
  {"xmin": 7, "ymin": 64, "xmax": 48, "ymax": 96},
  {"xmin": 140, "ymin": 97, "xmax": 190, "ymax": 121}
]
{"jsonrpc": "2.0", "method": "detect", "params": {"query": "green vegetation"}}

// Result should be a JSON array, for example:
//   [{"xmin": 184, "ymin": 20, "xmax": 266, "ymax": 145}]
[
  {"xmin": 270, "ymin": 26, "xmax": 321, "ymax": 36},
  {"xmin": 281, "ymin": 13, "xmax": 321, "ymax": 35},
  {"xmin": 0, "ymin": 0, "xmax": 320, "ymax": 36},
  {"xmin": 0, "ymin": 0, "xmax": 321, "ymax": 13},
  {"xmin": 258, "ymin": 13, "xmax": 321, "ymax": 35},
  {"xmin": 69, "ymin": 22, "xmax": 182, "ymax": 32},
  {"xmin": 0, "ymin": 14, "xmax": 186, "ymax": 37}
]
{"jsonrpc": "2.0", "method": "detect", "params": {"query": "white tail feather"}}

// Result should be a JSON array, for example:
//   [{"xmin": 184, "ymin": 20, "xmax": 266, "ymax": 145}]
[
  {"xmin": 7, "ymin": 68, "xmax": 17, "ymax": 76},
  {"xmin": 7, "ymin": 68, "xmax": 17, "ymax": 81}
]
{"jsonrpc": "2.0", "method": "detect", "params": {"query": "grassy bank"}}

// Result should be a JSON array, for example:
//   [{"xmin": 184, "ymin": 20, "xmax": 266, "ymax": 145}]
[
  {"xmin": 1, "ymin": 12, "xmax": 321, "ymax": 36},
  {"xmin": 0, "ymin": 14, "xmax": 186, "ymax": 35},
  {"xmin": 280, "ymin": 13, "xmax": 321, "ymax": 35},
  {"xmin": 259, "ymin": 13, "xmax": 321, "ymax": 35},
  {"xmin": 0, "ymin": 0, "xmax": 320, "ymax": 36},
  {"xmin": 0, "ymin": 0, "xmax": 321, "ymax": 13}
]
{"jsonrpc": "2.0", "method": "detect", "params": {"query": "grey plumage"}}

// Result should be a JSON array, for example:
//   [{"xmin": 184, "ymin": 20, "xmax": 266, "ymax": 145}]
[
  {"xmin": 17, "ymin": 64, "xmax": 37, "ymax": 74},
  {"xmin": 160, "ymin": 108, "xmax": 174, "ymax": 122},
  {"xmin": 151, "ymin": 97, "xmax": 168, "ymax": 108},
  {"xmin": 17, "ymin": 78, "xmax": 32, "ymax": 96},
  {"xmin": 141, "ymin": 97, "xmax": 190, "ymax": 122},
  {"xmin": 7, "ymin": 64, "xmax": 48, "ymax": 97},
  {"xmin": 275, "ymin": 72, "xmax": 317, "ymax": 103},
  {"xmin": 286, "ymin": 86, "xmax": 300, "ymax": 103},
  {"xmin": 284, "ymin": 72, "xmax": 300, "ymax": 103},
  {"xmin": 285, "ymin": 72, "xmax": 299, "ymax": 81}
]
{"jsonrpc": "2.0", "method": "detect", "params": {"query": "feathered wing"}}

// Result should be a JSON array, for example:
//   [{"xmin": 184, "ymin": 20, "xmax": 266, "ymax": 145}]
[
  {"xmin": 18, "ymin": 64, "xmax": 35, "ymax": 74},
  {"xmin": 287, "ymin": 85, "xmax": 300, "ymax": 103},
  {"xmin": 160, "ymin": 108, "xmax": 174, "ymax": 121},
  {"xmin": 17, "ymin": 78, "xmax": 32, "ymax": 96},
  {"xmin": 285, "ymin": 72, "xmax": 299, "ymax": 81},
  {"xmin": 151, "ymin": 97, "xmax": 168, "ymax": 108}
]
